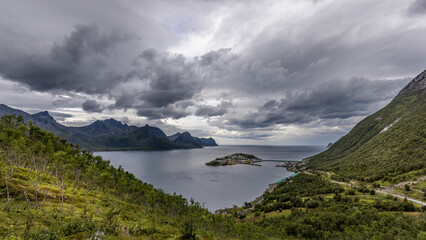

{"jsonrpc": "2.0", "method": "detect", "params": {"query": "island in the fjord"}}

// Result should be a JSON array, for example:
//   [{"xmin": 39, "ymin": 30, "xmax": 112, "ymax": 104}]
[{"xmin": 206, "ymin": 153, "xmax": 262, "ymax": 166}]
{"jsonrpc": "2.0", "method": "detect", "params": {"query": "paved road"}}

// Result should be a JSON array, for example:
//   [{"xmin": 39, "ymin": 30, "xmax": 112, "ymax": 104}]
[
  {"xmin": 329, "ymin": 180, "xmax": 351, "ymax": 187},
  {"xmin": 305, "ymin": 171, "xmax": 426, "ymax": 206},
  {"xmin": 376, "ymin": 190, "xmax": 426, "ymax": 206},
  {"xmin": 328, "ymin": 177, "xmax": 426, "ymax": 206}
]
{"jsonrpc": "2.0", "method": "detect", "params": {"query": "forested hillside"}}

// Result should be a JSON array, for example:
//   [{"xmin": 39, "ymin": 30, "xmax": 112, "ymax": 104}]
[
  {"xmin": 0, "ymin": 115, "xmax": 425, "ymax": 239},
  {"xmin": 0, "ymin": 115, "xmax": 212, "ymax": 238}
]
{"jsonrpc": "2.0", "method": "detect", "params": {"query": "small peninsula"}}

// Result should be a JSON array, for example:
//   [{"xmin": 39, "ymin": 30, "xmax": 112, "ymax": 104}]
[{"xmin": 206, "ymin": 153, "xmax": 262, "ymax": 166}]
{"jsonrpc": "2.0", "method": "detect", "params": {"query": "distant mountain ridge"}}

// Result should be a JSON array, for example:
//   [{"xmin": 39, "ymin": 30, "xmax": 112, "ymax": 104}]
[
  {"xmin": 0, "ymin": 104, "xmax": 218, "ymax": 151},
  {"xmin": 168, "ymin": 132, "xmax": 218, "ymax": 148},
  {"xmin": 172, "ymin": 132, "xmax": 202, "ymax": 149},
  {"xmin": 306, "ymin": 69, "xmax": 426, "ymax": 182}
]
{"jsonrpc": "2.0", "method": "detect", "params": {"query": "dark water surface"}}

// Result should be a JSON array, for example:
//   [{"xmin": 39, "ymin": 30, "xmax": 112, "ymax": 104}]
[{"xmin": 95, "ymin": 145, "xmax": 324, "ymax": 211}]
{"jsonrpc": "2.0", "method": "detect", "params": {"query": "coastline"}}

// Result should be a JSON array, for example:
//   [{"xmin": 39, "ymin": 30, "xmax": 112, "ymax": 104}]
[
  {"xmin": 214, "ymin": 171, "xmax": 299, "ymax": 214},
  {"xmin": 216, "ymin": 171, "xmax": 300, "ymax": 215},
  {"xmin": 91, "ymin": 145, "xmax": 219, "ymax": 152},
  {"xmin": 97, "ymin": 146, "xmax": 325, "ymax": 213}
]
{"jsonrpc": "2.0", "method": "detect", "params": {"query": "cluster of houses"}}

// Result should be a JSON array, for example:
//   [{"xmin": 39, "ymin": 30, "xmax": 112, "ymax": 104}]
[{"xmin": 206, "ymin": 153, "xmax": 262, "ymax": 166}]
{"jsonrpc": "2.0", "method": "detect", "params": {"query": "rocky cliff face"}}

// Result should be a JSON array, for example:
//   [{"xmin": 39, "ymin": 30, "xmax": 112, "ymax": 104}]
[{"xmin": 396, "ymin": 69, "xmax": 426, "ymax": 97}]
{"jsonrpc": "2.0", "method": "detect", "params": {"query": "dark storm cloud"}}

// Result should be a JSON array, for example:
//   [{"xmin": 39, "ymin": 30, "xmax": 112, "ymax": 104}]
[
  {"xmin": 283, "ymin": 78, "xmax": 406, "ymax": 118},
  {"xmin": 114, "ymin": 94, "xmax": 136, "ymax": 109},
  {"xmin": 0, "ymin": 24, "xmax": 132, "ymax": 94},
  {"xmin": 82, "ymin": 99, "xmax": 104, "ymax": 113},
  {"xmin": 0, "ymin": 19, "xmax": 203, "ymax": 119},
  {"xmin": 195, "ymin": 101, "xmax": 232, "ymax": 117},
  {"xmin": 407, "ymin": 0, "xmax": 426, "ymax": 15},
  {"xmin": 107, "ymin": 49, "xmax": 203, "ymax": 118},
  {"xmin": 0, "ymin": 21, "xmax": 204, "ymax": 119},
  {"xmin": 137, "ymin": 51, "xmax": 202, "ymax": 108},
  {"xmin": 224, "ymin": 78, "xmax": 408, "ymax": 129},
  {"xmin": 135, "ymin": 104, "xmax": 191, "ymax": 120}
]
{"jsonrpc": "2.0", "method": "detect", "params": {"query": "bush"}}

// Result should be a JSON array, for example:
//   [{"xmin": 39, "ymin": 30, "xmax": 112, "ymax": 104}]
[
  {"xmin": 358, "ymin": 187, "xmax": 370, "ymax": 193},
  {"xmin": 305, "ymin": 200, "xmax": 319, "ymax": 209},
  {"xmin": 347, "ymin": 189, "xmax": 355, "ymax": 195},
  {"xmin": 180, "ymin": 218, "xmax": 196, "ymax": 240},
  {"xmin": 404, "ymin": 184, "xmax": 410, "ymax": 191}
]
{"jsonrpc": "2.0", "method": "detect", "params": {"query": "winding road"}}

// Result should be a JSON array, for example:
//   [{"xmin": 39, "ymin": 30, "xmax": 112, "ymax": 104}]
[
  {"xmin": 376, "ymin": 190, "xmax": 426, "ymax": 206},
  {"xmin": 325, "ymin": 172, "xmax": 426, "ymax": 206}
]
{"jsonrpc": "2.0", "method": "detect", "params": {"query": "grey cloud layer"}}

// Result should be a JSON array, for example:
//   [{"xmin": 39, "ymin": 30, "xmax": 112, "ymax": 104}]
[
  {"xmin": 0, "ymin": 23, "xmax": 206, "ymax": 119},
  {"xmin": 408, "ymin": 0, "xmax": 426, "ymax": 15},
  {"xmin": 195, "ymin": 101, "xmax": 233, "ymax": 117},
  {"xmin": 0, "ymin": 25, "xmax": 133, "ymax": 94},
  {"xmin": 220, "ymin": 78, "xmax": 407, "ymax": 129},
  {"xmin": 0, "ymin": 0, "xmax": 424, "ymax": 141}
]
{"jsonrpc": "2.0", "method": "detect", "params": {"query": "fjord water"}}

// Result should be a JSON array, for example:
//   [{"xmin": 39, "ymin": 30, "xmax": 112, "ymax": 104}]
[{"xmin": 95, "ymin": 145, "xmax": 324, "ymax": 211}]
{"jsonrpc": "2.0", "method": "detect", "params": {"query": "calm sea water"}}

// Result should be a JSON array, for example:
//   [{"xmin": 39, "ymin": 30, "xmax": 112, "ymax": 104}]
[{"xmin": 95, "ymin": 145, "xmax": 324, "ymax": 211}]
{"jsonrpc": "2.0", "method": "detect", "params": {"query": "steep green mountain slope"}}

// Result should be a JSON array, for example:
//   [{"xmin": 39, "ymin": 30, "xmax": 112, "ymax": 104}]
[{"xmin": 306, "ymin": 70, "xmax": 426, "ymax": 182}]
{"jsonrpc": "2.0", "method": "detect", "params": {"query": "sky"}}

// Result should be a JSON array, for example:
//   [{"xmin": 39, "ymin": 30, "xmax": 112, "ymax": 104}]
[{"xmin": 0, "ymin": 0, "xmax": 425, "ymax": 145}]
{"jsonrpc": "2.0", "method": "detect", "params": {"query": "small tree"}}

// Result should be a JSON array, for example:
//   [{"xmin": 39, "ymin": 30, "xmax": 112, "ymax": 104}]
[
  {"xmin": 181, "ymin": 217, "xmax": 196, "ymax": 240},
  {"xmin": 404, "ymin": 184, "xmax": 410, "ymax": 191}
]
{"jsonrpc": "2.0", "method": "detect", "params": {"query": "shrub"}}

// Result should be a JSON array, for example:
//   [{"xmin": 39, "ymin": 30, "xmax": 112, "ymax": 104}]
[
  {"xmin": 347, "ymin": 189, "xmax": 355, "ymax": 195},
  {"xmin": 180, "ymin": 219, "xmax": 196, "ymax": 240},
  {"xmin": 404, "ymin": 184, "xmax": 410, "ymax": 191}
]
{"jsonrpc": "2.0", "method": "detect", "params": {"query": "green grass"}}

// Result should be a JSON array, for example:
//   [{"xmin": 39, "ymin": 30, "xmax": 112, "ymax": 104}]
[
  {"xmin": 1, "ymin": 113, "xmax": 425, "ymax": 239},
  {"xmin": 0, "ymin": 166, "xmax": 182, "ymax": 239}
]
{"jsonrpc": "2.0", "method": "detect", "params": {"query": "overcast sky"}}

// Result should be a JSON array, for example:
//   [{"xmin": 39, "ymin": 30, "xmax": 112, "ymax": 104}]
[{"xmin": 0, "ymin": 0, "xmax": 425, "ymax": 145}]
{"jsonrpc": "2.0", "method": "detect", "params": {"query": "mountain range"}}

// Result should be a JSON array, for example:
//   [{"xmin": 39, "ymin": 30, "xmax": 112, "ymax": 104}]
[{"xmin": 0, "ymin": 104, "xmax": 217, "ymax": 151}]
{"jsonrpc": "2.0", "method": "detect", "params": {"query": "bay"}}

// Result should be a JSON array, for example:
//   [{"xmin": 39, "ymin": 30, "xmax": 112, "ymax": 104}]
[{"xmin": 95, "ymin": 145, "xmax": 324, "ymax": 211}]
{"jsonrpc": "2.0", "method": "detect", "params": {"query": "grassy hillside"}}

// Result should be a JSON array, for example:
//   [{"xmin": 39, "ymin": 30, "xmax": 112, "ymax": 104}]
[
  {"xmin": 306, "ymin": 71, "xmax": 426, "ymax": 182},
  {"xmin": 0, "ymin": 115, "xmax": 212, "ymax": 239},
  {"xmin": 1, "ymin": 114, "xmax": 425, "ymax": 239}
]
